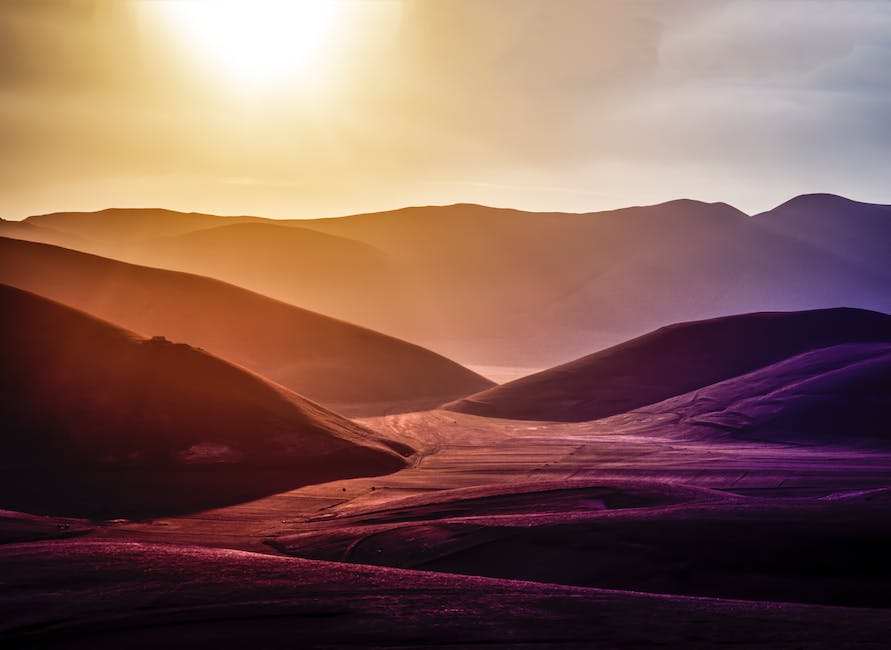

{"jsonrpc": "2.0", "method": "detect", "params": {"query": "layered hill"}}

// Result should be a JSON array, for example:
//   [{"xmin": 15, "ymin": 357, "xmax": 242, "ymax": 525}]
[
  {"xmin": 271, "ymin": 198, "xmax": 891, "ymax": 366},
  {"xmin": 294, "ymin": 198, "xmax": 891, "ymax": 366},
  {"xmin": 0, "ymin": 238, "xmax": 493, "ymax": 415},
  {"xmin": 0, "ymin": 217, "xmax": 88, "ymax": 250},
  {"xmin": 18, "ymin": 209, "xmax": 416, "ymax": 337},
  {"xmin": 637, "ymin": 342, "xmax": 891, "ymax": 446},
  {"xmin": 25, "ymin": 207, "xmax": 265, "ymax": 243},
  {"xmin": 133, "ymin": 222, "xmax": 414, "ymax": 333},
  {"xmin": 0, "ymin": 284, "xmax": 408, "ymax": 517},
  {"xmin": 13, "ymin": 196, "xmax": 891, "ymax": 369},
  {"xmin": 270, "ymin": 483, "xmax": 891, "ymax": 608},
  {"xmin": 446, "ymin": 308, "xmax": 891, "ymax": 421}
]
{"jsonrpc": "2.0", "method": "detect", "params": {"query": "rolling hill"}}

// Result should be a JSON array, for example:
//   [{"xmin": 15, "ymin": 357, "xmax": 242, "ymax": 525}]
[
  {"xmin": 0, "ymin": 284, "xmax": 408, "ymax": 517},
  {"xmin": 446, "ymin": 308, "xmax": 891, "ymax": 421},
  {"xmin": 131, "ymin": 222, "xmax": 415, "ymax": 333},
  {"xmin": 0, "ymin": 217, "xmax": 89, "ymax": 250},
  {"xmin": 270, "ymin": 483, "xmax": 891, "ymax": 608},
  {"xmin": 0, "ymin": 237, "xmax": 493, "ymax": 415},
  {"xmin": 6, "ymin": 539, "xmax": 890, "ymax": 649},
  {"xmin": 636, "ymin": 342, "xmax": 891, "ymax": 445}
]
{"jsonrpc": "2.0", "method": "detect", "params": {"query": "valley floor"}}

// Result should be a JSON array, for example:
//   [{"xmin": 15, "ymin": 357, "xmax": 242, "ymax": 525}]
[
  {"xmin": 4, "ymin": 409, "xmax": 891, "ymax": 647},
  {"xmin": 86, "ymin": 409, "xmax": 891, "ymax": 551}
]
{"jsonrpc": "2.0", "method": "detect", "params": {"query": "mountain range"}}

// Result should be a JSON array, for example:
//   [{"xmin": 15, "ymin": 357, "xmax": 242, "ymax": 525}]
[{"xmin": 6, "ymin": 193, "xmax": 889, "ymax": 371}]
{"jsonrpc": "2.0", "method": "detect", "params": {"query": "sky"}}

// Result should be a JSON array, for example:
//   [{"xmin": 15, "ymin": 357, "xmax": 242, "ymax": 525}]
[{"xmin": 1, "ymin": 0, "xmax": 889, "ymax": 220}]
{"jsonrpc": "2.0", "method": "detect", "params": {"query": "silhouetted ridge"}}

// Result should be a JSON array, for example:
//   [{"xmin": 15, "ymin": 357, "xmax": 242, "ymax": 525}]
[
  {"xmin": 762, "ymin": 193, "xmax": 890, "ymax": 214},
  {"xmin": 752, "ymin": 193, "xmax": 891, "ymax": 280}
]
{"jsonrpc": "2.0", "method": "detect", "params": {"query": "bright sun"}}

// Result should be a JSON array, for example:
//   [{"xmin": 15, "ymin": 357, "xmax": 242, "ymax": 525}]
[{"xmin": 156, "ymin": 0, "xmax": 344, "ymax": 90}]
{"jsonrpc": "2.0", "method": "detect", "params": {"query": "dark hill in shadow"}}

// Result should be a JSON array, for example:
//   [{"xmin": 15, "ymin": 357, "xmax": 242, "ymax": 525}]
[
  {"xmin": 445, "ymin": 308, "xmax": 891, "ymax": 421},
  {"xmin": 0, "ymin": 237, "xmax": 492, "ymax": 415},
  {"xmin": 0, "ymin": 284, "xmax": 408, "ymax": 518}
]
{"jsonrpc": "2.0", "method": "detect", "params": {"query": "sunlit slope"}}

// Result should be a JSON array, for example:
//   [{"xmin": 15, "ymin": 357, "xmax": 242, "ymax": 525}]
[
  {"xmin": 0, "ymin": 238, "xmax": 493, "ymax": 415},
  {"xmin": 446, "ymin": 308, "xmax": 891, "ymax": 421},
  {"xmin": 0, "ymin": 284, "xmax": 407, "ymax": 517}
]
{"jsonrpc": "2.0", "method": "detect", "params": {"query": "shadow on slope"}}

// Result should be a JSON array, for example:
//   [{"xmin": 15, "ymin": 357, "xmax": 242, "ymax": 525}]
[{"xmin": 0, "ymin": 284, "xmax": 408, "ymax": 518}]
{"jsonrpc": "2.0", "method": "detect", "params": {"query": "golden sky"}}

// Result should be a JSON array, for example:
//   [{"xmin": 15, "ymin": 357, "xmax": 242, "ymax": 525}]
[{"xmin": 1, "ymin": 0, "xmax": 889, "ymax": 219}]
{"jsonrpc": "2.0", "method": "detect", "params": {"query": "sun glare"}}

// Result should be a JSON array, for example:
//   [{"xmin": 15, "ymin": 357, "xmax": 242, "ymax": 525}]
[{"xmin": 155, "ymin": 0, "xmax": 344, "ymax": 90}]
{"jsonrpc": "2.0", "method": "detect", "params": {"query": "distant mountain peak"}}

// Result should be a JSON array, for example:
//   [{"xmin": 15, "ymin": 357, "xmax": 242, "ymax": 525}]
[{"xmin": 760, "ymin": 193, "xmax": 891, "ymax": 216}]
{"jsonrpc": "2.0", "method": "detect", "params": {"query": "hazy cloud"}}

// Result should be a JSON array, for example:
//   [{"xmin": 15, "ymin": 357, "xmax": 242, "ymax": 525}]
[{"xmin": 0, "ymin": 0, "xmax": 888, "ymax": 218}]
